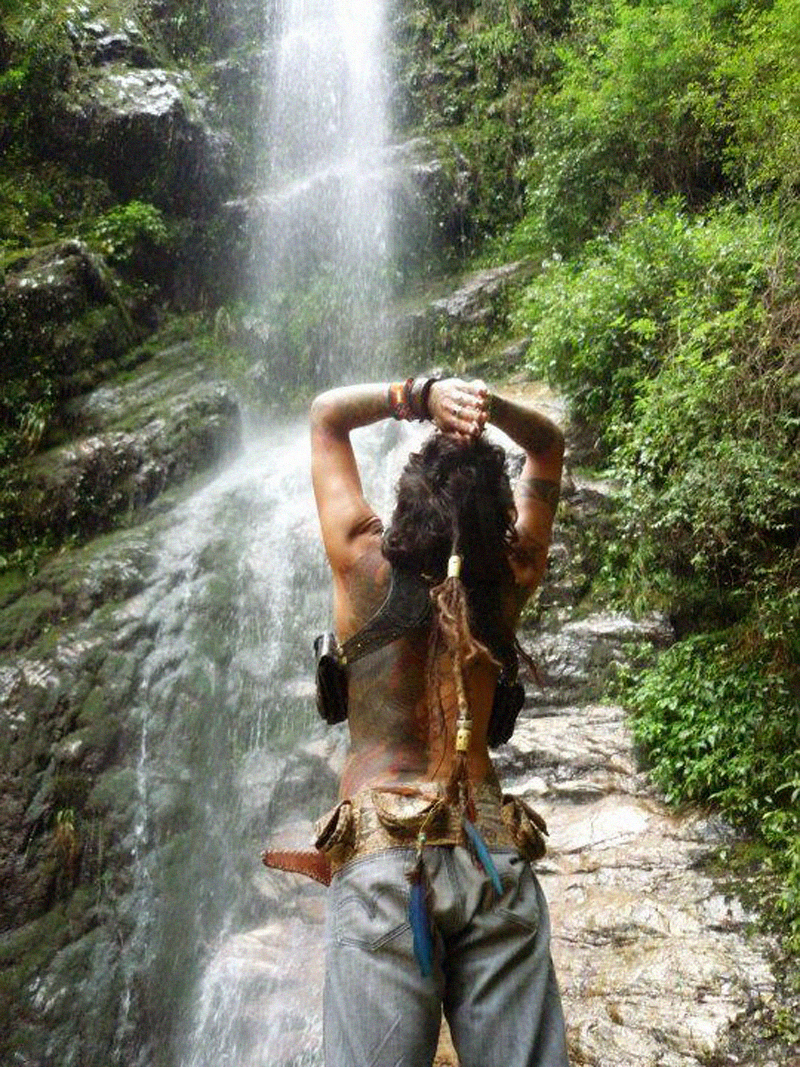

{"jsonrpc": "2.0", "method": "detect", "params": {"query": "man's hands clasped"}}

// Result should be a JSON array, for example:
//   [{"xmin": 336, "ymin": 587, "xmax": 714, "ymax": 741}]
[{"xmin": 428, "ymin": 378, "xmax": 490, "ymax": 440}]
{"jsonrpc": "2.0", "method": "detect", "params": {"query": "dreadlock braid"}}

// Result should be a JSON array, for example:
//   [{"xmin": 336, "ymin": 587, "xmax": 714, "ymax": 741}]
[{"xmin": 383, "ymin": 433, "xmax": 520, "ymax": 779}]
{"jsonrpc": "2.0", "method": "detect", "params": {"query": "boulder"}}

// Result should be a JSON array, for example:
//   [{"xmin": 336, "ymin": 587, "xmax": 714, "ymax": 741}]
[
  {"xmin": 65, "ymin": 14, "xmax": 157, "ymax": 68},
  {"xmin": 0, "ymin": 241, "xmax": 137, "ymax": 436},
  {"xmin": 396, "ymin": 259, "xmax": 535, "ymax": 362},
  {"xmin": 429, "ymin": 260, "xmax": 534, "ymax": 326},
  {"xmin": 17, "ymin": 380, "xmax": 241, "ymax": 546},
  {"xmin": 47, "ymin": 66, "xmax": 234, "ymax": 214}
]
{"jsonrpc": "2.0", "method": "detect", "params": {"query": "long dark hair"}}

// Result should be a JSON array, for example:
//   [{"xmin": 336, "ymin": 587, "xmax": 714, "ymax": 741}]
[{"xmin": 382, "ymin": 433, "xmax": 518, "ymax": 660}]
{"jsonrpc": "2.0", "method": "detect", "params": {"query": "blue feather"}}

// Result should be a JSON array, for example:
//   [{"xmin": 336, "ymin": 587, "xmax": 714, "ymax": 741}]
[
  {"xmin": 463, "ymin": 817, "xmax": 503, "ymax": 897},
  {"xmin": 408, "ymin": 879, "xmax": 434, "ymax": 977}
]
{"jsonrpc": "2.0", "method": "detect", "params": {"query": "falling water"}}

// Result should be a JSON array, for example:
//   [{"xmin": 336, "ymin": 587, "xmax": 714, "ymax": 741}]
[
  {"xmin": 149, "ymin": 1, "xmax": 396, "ymax": 1063},
  {"xmin": 18, "ymin": 3, "xmax": 397, "ymax": 1063},
  {"xmin": 122, "ymin": 427, "xmax": 331, "ymax": 1067},
  {"xmin": 253, "ymin": 0, "xmax": 392, "ymax": 380}
]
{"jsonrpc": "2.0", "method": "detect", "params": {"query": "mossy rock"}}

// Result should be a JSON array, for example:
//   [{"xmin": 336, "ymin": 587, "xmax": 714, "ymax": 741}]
[
  {"xmin": 0, "ymin": 587, "xmax": 62, "ymax": 652},
  {"xmin": 85, "ymin": 767, "xmax": 139, "ymax": 823}
]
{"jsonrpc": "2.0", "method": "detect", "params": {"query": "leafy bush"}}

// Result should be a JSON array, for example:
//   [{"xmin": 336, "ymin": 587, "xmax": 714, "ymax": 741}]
[
  {"xmin": 516, "ymin": 198, "xmax": 800, "ymax": 594},
  {"xmin": 0, "ymin": 0, "xmax": 76, "ymax": 148},
  {"xmin": 505, "ymin": 0, "xmax": 732, "ymax": 256},
  {"xmin": 713, "ymin": 0, "xmax": 800, "ymax": 194},
  {"xmin": 515, "ymin": 201, "xmax": 777, "ymax": 423},
  {"xmin": 85, "ymin": 200, "xmax": 170, "ymax": 269},
  {"xmin": 628, "ymin": 625, "xmax": 800, "ymax": 948}
]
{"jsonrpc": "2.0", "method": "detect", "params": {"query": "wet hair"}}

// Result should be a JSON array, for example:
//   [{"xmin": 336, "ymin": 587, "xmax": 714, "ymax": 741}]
[{"xmin": 382, "ymin": 432, "xmax": 518, "ymax": 660}]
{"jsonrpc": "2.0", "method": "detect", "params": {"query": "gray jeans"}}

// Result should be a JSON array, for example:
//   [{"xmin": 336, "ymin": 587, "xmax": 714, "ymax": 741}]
[{"xmin": 324, "ymin": 846, "xmax": 569, "ymax": 1067}]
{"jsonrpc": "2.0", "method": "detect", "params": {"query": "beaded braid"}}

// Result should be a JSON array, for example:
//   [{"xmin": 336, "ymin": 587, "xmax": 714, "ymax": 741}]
[{"xmin": 428, "ymin": 546, "xmax": 499, "ymax": 813}]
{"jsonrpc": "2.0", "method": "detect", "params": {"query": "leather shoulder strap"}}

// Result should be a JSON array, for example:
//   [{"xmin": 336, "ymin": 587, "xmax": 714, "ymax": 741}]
[{"xmin": 341, "ymin": 568, "xmax": 433, "ymax": 665}]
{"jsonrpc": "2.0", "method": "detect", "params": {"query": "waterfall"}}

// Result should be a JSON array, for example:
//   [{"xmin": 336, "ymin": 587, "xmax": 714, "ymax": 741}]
[
  {"xmin": 253, "ymin": 0, "xmax": 392, "ymax": 382},
  {"xmin": 125, "ymin": 429, "xmax": 331, "ymax": 1067},
  {"xmin": 152, "ymin": 2, "xmax": 396, "ymax": 1063},
  {"xmin": 11, "ymin": 4, "xmax": 397, "ymax": 1064}
]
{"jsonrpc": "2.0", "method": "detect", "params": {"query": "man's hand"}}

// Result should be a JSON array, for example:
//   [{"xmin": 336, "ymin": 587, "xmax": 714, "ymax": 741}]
[{"xmin": 428, "ymin": 378, "xmax": 490, "ymax": 439}]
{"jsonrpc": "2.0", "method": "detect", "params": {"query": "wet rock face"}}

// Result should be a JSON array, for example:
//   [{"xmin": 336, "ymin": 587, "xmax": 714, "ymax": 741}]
[
  {"xmin": 67, "ymin": 15, "xmax": 158, "ymax": 68},
  {"xmin": 2, "ymin": 330, "xmax": 243, "ymax": 559},
  {"xmin": 49, "ymin": 66, "xmax": 234, "ymax": 214},
  {"xmin": 385, "ymin": 138, "xmax": 472, "ymax": 272},
  {"xmin": 0, "ymin": 241, "xmax": 136, "ymax": 418},
  {"xmin": 395, "ymin": 259, "xmax": 537, "ymax": 368},
  {"xmin": 20, "ymin": 378, "xmax": 241, "ymax": 546},
  {"xmin": 428, "ymin": 260, "xmax": 535, "ymax": 327}
]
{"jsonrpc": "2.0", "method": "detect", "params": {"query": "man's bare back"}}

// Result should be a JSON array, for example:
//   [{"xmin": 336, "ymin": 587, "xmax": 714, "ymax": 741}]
[{"xmin": 337, "ymin": 541, "xmax": 502, "ymax": 798}]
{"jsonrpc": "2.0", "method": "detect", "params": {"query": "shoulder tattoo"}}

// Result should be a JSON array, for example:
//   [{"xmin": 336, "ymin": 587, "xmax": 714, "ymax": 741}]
[{"xmin": 518, "ymin": 477, "xmax": 561, "ymax": 513}]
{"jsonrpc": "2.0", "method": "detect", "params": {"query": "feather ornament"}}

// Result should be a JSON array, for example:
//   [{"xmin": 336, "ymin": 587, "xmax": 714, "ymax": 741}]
[
  {"xmin": 406, "ymin": 854, "xmax": 434, "ymax": 978},
  {"xmin": 463, "ymin": 817, "xmax": 503, "ymax": 897}
]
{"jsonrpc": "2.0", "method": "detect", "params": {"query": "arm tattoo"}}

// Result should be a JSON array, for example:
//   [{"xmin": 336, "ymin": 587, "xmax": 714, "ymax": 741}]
[{"xmin": 518, "ymin": 477, "xmax": 561, "ymax": 513}]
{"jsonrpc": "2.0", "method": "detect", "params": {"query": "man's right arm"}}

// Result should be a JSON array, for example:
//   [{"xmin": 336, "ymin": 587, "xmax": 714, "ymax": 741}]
[{"xmin": 488, "ymin": 392, "xmax": 565, "ymax": 595}]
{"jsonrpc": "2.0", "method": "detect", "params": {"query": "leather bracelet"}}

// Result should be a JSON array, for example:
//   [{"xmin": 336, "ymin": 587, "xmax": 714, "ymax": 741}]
[{"xmin": 408, "ymin": 376, "xmax": 441, "ymax": 421}]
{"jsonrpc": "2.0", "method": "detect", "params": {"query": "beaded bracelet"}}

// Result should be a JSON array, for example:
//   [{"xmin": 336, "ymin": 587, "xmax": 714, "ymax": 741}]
[
  {"xmin": 388, "ymin": 378, "xmax": 414, "ymax": 420},
  {"xmin": 388, "ymin": 376, "xmax": 442, "ymax": 421}
]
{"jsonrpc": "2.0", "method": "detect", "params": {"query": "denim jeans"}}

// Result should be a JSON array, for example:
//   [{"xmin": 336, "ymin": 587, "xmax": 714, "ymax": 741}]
[{"xmin": 324, "ymin": 846, "xmax": 569, "ymax": 1067}]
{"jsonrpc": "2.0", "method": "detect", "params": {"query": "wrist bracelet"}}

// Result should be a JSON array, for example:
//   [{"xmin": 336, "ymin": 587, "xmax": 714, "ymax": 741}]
[
  {"xmin": 408, "ymin": 376, "xmax": 441, "ymax": 421},
  {"xmin": 388, "ymin": 378, "xmax": 414, "ymax": 420}
]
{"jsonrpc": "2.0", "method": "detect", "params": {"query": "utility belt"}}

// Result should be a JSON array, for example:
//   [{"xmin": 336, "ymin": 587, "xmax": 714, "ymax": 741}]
[{"xmin": 262, "ymin": 784, "xmax": 547, "ymax": 885}]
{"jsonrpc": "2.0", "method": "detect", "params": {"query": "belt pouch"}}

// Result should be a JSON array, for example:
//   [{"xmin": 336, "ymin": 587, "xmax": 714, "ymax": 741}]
[
  {"xmin": 487, "ymin": 677, "xmax": 525, "ymax": 747},
  {"xmin": 501, "ymin": 794, "xmax": 548, "ymax": 861},
  {"xmin": 370, "ymin": 788, "xmax": 448, "ymax": 838},
  {"xmin": 314, "ymin": 799, "xmax": 356, "ymax": 866},
  {"xmin": 314, "ymin": 632, "xmax": 348, "ymax": 725}
]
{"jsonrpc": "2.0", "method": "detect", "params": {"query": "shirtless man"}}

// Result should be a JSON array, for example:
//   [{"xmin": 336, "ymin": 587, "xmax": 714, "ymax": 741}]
[{"xmin": 309, "ymin": 376, "xmax": 569, "ymax": 1067}]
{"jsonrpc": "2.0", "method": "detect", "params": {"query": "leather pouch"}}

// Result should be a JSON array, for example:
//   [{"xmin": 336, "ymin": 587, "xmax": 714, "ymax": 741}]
[
  {"xmin": 370, "ymin": 788, "xmax": 447, "ymax": 837},
  {"xmin": 314, "ymin": 632, "xmax": 348, "ymax": 725},
  {"xmin": 314, "ymin": 799, "xmax": 356, "ymax": 865},
  {"xmin": 501, "ymin": 794, "xmax": 548, "ymax": 861},
  {"xmin": 487, "ymin": 676, "xmax": 525, "ymax": 748}
]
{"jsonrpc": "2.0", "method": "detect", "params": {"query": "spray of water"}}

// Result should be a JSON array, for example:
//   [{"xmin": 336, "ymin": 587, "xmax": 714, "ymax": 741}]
[
  {"xmin": 173, "ymin": 1, "xmax": 396, "ymax": 1062},
  {"xmin": 253, "ymin": 0, "xmax": 392, "ymax": 383}
]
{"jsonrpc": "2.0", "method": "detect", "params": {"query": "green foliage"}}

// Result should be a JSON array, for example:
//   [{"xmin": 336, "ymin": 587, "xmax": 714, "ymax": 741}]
[
  {"xmin": 516, "ymin": 200, "xmax": 788, "ymax": 416},
  {"xmin": 713, "ymin": 0, "xmax": 800, "ymax": 194},
  {"xmin": 516, "ymin": 196, "xmax": 799, "ymax": 601},
  {"xmin": 85, "ymin": 200, "xmax": 170, "ymax": 268},
  {"xmin": 511, "ymin": 164, "xmax": 799, "ymax": 957},
  {"xmin": 0, "ymin": 0, "xmax": 76, "ymax": 145},
  {"xmin": 627, "ymin": 625, "xmax": 800, "ymax": 947},
  {"xmin": 503, "ymin": 0, "xmax": 732, "ymax": 256},
  {"xmin": 0, "ymin": 166, "xmax": 113, "ymax": 259}
]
